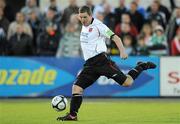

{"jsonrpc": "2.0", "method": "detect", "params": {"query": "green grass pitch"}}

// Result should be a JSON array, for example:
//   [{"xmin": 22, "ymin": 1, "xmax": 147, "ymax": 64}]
[{"xmin": 0, "ymin": 98, "xmax": 180, "ymax": 124}]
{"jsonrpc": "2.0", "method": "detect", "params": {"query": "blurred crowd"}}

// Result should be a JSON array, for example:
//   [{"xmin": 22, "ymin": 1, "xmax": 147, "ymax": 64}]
[{"xmin": 0, "ymin": 0, "xmax": 180, "ymax": 57}]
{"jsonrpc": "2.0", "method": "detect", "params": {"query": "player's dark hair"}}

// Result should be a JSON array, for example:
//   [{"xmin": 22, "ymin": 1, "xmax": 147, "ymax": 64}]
[{"xmin": 79, "ymin": 6, "xmax": 92, "ymax": 15}]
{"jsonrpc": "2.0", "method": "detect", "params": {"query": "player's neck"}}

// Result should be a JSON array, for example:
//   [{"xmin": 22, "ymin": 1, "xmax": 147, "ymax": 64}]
[{"xmin": 86, "ymin": 17, "xmax": 93, "ymax": 27}]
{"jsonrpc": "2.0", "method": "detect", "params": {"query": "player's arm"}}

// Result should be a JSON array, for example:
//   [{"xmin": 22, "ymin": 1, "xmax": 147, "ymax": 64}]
[
  {"xmin": 97, "ymin": 23, "xmax": 128, "ymax": 59},
  {"xmin": 111, "ymin": 34, "xmax": 128, "ymax": 59}
]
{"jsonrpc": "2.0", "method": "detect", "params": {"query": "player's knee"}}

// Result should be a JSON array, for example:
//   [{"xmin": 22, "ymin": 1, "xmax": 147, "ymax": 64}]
[
  {"xmin": 72, "ymin": 85, "xmax": 84, "ymax": 94},
  {"xmin": 122, "ymin": 75, "xmax": 134, "ymax": 87}
]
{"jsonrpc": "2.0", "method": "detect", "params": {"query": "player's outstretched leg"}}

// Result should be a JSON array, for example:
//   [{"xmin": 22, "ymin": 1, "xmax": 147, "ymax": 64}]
[{"xmin": 107, "ymin": 60, "xmax": 157, "ymax": 87}]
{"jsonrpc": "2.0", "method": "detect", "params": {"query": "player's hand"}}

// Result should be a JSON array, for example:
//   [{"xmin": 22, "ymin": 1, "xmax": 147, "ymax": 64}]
[
  {"xmin": 120, "ymin": 51, "xmax": 128, "ymax": 60},
  {"xmin": 75, "ymin": 14, "xmax": 81, "ymax": 21}
]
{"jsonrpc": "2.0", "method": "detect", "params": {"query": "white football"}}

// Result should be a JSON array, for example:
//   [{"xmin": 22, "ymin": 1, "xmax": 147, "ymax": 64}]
[{"xmin": 51, "ymin": 95, "xmax": 68, "ymax": 111}]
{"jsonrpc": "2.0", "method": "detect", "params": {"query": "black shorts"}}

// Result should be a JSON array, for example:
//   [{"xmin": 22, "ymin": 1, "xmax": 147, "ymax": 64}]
[{"xmin": 74, "ymin": 52, "xmax": 127, "ymax": 89}]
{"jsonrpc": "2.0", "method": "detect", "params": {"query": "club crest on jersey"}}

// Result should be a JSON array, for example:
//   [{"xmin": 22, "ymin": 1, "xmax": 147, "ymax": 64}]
[{"xmin": 89, "ymin": 28, "xmax": 93, "ymax": 32}]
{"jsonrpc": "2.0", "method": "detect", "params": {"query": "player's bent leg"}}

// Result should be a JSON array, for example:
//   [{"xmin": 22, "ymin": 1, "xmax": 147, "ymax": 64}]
[
  {"xmin": 128, "ymin": 61, "xmax": 157, "ymax": 80},
  {"xmin": 105, "ymin": 61, "xmax": 132, "ymax": 86},
  {"xmin": 122, "ymin": 75, "xmax": 134, "ymax": 87},
  {"xmin": 137, "ymin": 61, "xmax": 157, "ymax": 70},
  {"xmin": 108, "ymin": 61, "xmax": 156, "ymax": 87}
]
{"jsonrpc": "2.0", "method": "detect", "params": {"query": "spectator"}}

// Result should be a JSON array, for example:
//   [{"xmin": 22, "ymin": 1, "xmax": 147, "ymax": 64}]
[
  {"xmin": 146, "ymin": 0, "xmax": 166, "ymax": 28},
  {"xmin": 150, "ymin": 19, "xmax": 159, "ymax": 31},
  {"xmin": 44, "ymin": 0, "xmax": 62, "ymax": 22},
  {"xmin": 112, "ymin": 23, "xmax": 136, "ymax": 55},
  {"xmin": 133, "ymin": 0, "xmax": 146, "ymax": 17},
  {"xmin": 119, "ymin": 23, "xmax": 137, "ymax": 46},
  {"xmin": 21, "ymin": 0, "xmax": 41, "ymax": 20},
  {"xmin": 37, "ymin": 8, "xmax": 61, "ymax": 56},
  {"xmin": 0, "ymin": 7, "xmax": 9, "ymax": 34},
  {"xmin": 115, "ymin": 14, "xmax": 138, "ymax": 41},
  {"xmin": 127, "ymin": 1, "xmax": 144, "ymax": 31},
  {"xmin": 136, "ymin": 35, "xmax": 150, "ymax": 56},
  {"xmin": 61, "ymin": 0, "xmax": 79, "ymax": 29},
  {"xmin": 166, "ymin": 7, "xmax": 180, "ymax": 44},
  {"xmin": 7, "ymin": 12, "xmax": 33, "ymax": 40},
  {"xmin": 45, "ymin": 0, "xmax": 61, "ymax": 14},
  {"xmin": 140, "ymin": 23, "xmax": 153, "ymax": 46},
  {"xmin": 27, "ymin": 10, "xmax": 40, "ymax": 52},
  {"xmin": 147, "ymin": 0, "xmax": 171, "ymax": 22},
  {"xmin": 149, "ymin": 25, "xmax": 168, "ymax": 56},
  {"xmin": 171, "ymin": 27, "xmax": 180, "ymax": 56},
  {"xmin": 37, "ymin": 25, "xmax": 61, "ymax": 56},
  {"xmin": 0, "ymin": 28, "xmax": 6, "ymax": 55},
  {"xmin": 56, "ymin": 14, "xmax": 81, "ymax": 57},
  {"xmin": 0, "ymin": 0, "xmax": 15, "ymax": 22},
  {"xmin": 123, "ymin": 34, "xmax": 136, "ymax": 56},
  {"xmin": 40, "ymin": 7, "xmax": 61, "ymax": 34},
  {"xmin": 0, "ymin": 0, "xmax": 5, "ymax": 10},
  {"xmin": 96, "ymin": 11, "xmax": 105, "ymax": 21},
  {"xmin": 0, "ymin": 7, "xmax": 9, "ymax": 55},
  {"xmin": 7, "ymin": 24, "xmax": 33, "ymax": 56},
  {"xmin": 114, "ymin": 0, "xmax": 127, "ymax": 25},
  {"xmin": 85, "ymin": 0, "xmax": 95, "ymax": 13},
  {"xmin": 103, "ymin": 3, "xmax": 116, "ymax": 30},
  {"xmin": 93, "ymin": 0, "xmax": 107, "ymax": 18}
]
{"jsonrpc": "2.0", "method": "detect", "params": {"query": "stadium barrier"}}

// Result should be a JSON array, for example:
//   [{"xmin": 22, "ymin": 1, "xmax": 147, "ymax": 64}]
[{"xmin": 1, "ymin": 56, "xmax": 177, "ymax": 98}]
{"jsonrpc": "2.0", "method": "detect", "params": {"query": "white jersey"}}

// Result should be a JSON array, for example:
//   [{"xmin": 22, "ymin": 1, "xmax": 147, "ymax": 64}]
[{"xmin": 80, "ymin": 18, "xmax": 114, "ymax": 61}]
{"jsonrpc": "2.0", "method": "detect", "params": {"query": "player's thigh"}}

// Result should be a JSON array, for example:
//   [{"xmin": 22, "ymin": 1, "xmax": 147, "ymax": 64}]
[
  {"xmin": 100, "ymin": 60, "xmax": 127, "ymax": 85},
  {"xmin": 74, "ymin": 67, "xmax": 100, "ymax": 89}
]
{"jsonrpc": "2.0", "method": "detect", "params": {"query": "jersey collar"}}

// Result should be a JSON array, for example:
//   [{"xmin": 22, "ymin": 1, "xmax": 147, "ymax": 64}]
[{"xmin": 90, "ymin": 18, "xmax": 94, "ymax": 24}]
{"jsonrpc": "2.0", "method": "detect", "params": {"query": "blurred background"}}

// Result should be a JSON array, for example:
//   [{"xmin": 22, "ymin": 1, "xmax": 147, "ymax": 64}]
[{"xmin": 0, "ymin": 0, "xmax": 180, "ymax": 98}]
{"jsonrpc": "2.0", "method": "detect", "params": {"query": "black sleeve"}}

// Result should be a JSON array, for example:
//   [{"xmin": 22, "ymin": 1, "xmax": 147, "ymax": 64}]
[{"xmin": 110, "ymin": 34, "xmax": 115, "ymax": 40}]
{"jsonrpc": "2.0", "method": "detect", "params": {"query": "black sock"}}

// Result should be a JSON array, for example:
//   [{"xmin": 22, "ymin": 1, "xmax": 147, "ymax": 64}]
[
  {"xmin": 70, "ymin": 94, "xmax": 82, "ymax": 116},
  {"xmin": 128, "ymin": 65, "xmax": 144, "ymax": 80}
]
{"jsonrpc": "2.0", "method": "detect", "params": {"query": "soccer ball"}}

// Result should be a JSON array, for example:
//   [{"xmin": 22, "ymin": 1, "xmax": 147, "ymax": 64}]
[{"xmin": 51, "ymin": 95, "xmax": 68, "ymax": 111}]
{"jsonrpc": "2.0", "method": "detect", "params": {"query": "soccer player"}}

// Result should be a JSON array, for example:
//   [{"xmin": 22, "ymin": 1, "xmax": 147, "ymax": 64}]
[{"xmin": 57, "ymin": 6, "xmax": 156, "ymax": 121}]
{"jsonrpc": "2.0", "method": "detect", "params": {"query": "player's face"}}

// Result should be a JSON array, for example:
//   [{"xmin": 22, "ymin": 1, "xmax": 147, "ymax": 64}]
[{"xmin": 79, "ymin": 12, "xmax": 92, "ymax": 26}]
